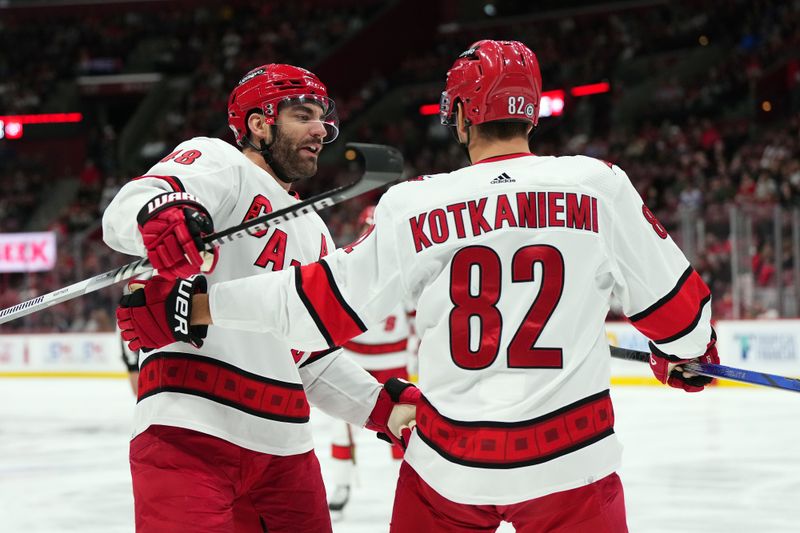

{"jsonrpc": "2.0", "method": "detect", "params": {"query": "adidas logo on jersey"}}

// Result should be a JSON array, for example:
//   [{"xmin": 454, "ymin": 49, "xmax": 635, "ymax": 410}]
[{"xmin": 490, "ymin": 172, "xmax": 515, "ymax": 184}]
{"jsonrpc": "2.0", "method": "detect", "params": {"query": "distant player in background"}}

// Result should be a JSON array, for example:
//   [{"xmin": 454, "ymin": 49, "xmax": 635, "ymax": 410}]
[
  {"xmin": 119, "ymin": 276, "xmax": 149, "ymax": 396},
  {"xmin": 328, "ymin": 205, "xmax": 417, "ymax": 514},
  {"xmin": 120, "ymin": 328, "xmax": 139, "ymax": 395},
  {"xmin": 117, "ymin": 41, "xmax": 719, "ymax": 532}
]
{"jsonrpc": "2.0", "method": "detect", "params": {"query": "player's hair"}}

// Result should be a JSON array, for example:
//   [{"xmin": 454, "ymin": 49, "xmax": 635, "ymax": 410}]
[{"xmin": 474, "ymin": 121, "xmax": 530, "ymax": 141}]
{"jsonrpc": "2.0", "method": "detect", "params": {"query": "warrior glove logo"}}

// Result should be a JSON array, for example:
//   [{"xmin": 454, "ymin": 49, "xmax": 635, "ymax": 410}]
[
  {"xmin": 137, "ymin": 192, "xmax": 207, "ymax": 226},
  {"xmin": 144, "ymin": 192, "xmax": 200, "ymax": 215}
]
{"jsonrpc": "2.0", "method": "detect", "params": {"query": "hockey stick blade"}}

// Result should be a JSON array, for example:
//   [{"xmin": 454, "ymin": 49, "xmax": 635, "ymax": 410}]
[
  {"xmin": 0, "ymin": 143, "xmax": 404, "ymax": 325},
  {"xmin": 610, "ymin": 345, "xmax": 800, "ymax": 393}
]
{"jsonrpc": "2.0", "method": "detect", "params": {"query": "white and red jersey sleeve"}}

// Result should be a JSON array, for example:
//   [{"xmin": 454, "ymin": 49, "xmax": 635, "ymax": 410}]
[
  {"xmin": 102, "ymin": 137, "xmax": 242, "ymax": 257},
  {"xmin": 297, "ymin": 347, "xmax": 381, "ymax": 426},
  {"xmin": 604, "ymin": 166, "xmax": 713, "ymax": 356}
]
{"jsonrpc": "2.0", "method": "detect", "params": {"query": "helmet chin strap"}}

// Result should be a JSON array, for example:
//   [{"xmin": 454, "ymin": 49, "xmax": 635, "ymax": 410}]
[{"xmin": 244, "ymin": 126, "xmax": 301, "ymax": 184}]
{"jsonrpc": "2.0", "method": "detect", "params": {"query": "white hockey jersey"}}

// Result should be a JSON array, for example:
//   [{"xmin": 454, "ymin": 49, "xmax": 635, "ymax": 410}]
[
  {"xmin": 102, "ymin": 137, "xmax": 381, "ymax": 456},
  {"xmin": 208, "ymin": 152, "xmax": 714, "ymax": 503},
  {"xmin": 342, "ymin": 304, "xmax": 413, "ymax": 371}
]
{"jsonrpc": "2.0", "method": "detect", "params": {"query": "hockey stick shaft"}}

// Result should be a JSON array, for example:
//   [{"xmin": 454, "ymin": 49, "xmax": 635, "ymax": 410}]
[
  {"xmin": 0, "ymin": 143, "xmax": 404, "ymax": 325},
  {"xmin": 609, "ymin": 345, "xmax": 800, "ymax": 393}
]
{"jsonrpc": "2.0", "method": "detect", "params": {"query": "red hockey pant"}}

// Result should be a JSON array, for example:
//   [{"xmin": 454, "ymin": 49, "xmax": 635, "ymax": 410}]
[
  {"xmin": 130, "ymin": 425, "xmax": 331, "ymax": 533},
  {"xmin": 390, "ymin": 461, "xmax": 627, "ymax": 532}
]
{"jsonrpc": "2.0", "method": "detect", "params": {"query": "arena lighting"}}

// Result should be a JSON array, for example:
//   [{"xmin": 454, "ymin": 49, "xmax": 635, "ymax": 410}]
[
  {"xmin": 418, "ymin": 83, "xmax": 609, "ymax": 117},
  {"xmin": 0, "ymin": 113, "xmax": 81, "ymax": 140},
  {"xmin": 0, "ymin": 113, "xmax": 83, "ymax": 125},
  {"xmin": 3, "ymin": 120, "xmax": 23, "ymax": 140},
  {"xmin": 540, "ymin": 90, "xmax": 565, "ymax": 118},
  {"xmin": 569, "ymin": 82, "xmax": 611, "ymax": 97},
  {"xmin": 419, "ymin": 103, "xmax": 441, "ymax": 116}
]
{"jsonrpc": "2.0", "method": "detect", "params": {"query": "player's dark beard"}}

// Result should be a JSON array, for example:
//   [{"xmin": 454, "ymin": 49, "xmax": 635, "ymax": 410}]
[{"xmin": 270, "ymin": 128, "xmax": 318, "ymax": 181}]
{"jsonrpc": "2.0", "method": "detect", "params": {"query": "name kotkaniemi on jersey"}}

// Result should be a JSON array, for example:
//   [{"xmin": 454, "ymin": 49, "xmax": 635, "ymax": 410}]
[{"xmin": 208, "ymin": 151, "xmax": 713, "ymax": 505}]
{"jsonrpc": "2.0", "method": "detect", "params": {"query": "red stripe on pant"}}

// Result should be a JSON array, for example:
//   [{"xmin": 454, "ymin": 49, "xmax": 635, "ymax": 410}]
[
  {"xmin": 628, "ymin": 268, "xmax": 710, "ymax": 343},
  {"xmin": 390, "ymin": 462, "xmax": 627, "ymax": 532},
  {"xmin": 138, "ymin": 353, "xmax": 310, "ymax": 423},
  {"xmin": 331, "ymin": 444, "xmax": 353, "ymax": 460},
  {"xmin": 415, "ymin": 391, "xmax": 614, "ymax": 468}
]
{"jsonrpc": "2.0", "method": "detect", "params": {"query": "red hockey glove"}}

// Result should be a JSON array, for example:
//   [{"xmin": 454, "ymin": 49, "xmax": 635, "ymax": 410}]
[
  {"xmin": 649, "ymin": 339, "xmax": 720, "ymax": 392},
  {"xmin": 137, "ymin": 192, "xmax": 218, "ymax": 279},
  {"xmin": 116, "ymin": 275, "xmax": 208, "ymax": 351},
  {"xmin": 365, "ymin": 378, "xmax": 421, "ymax": 449}
]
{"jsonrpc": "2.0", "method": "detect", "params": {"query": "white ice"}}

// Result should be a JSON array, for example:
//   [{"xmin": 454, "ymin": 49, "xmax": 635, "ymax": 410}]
[{"xmin": 0, "ymin": 379, "xmax": 798, "ymax": 532}]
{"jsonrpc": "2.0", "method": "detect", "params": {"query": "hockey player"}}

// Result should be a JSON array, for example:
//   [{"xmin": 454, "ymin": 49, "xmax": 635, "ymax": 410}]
[
  {"xmin": 118, "ymin": 42, "xmax": 719, "ymax": 532},
  {"xmin": 119, "ymin": 326, "xmax": 139, "ymax": 395},
  {"xmin": 104, "ymin": 64, "xmax": 418, "ymax": 533},
  {"xmin": 327, "ymin": 205, "xmax": 417, "ymax": 514}
]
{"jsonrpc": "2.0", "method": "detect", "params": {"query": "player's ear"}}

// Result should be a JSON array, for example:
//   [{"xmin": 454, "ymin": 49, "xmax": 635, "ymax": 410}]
[{"xmin": 247, "ymin": 112, "xmax": 273, "ymax": 145}]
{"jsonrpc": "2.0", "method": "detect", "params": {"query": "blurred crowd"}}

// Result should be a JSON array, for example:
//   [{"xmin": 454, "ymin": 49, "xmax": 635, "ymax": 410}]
[{"xmin": 1, "ymin": 0, "xmax": 798, "ymax": 332}]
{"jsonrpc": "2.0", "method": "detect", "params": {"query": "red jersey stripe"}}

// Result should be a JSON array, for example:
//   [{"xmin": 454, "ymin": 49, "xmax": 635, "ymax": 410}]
[
  {"xmin": 473, "ymin": 153, "xmax": 536, "ymax": 165},
  {"xmin": 343, "ymin": 338, "xmax": 408, "ymax": 355},
  {"xmin": 130, "ymin": 174, "xmax": 185, "ymax": 192},
  {"xmin": 297, "ymin": 347, "xmax": 340, "ymax": 368},
  {"xmin": 415, "ymin": 390, "xmax": 614, "ymax": 469},
  {"xmin": 296, "ymin": 261, "xmax": 367, "ymax": 347},
  {"xmin": 137, "ymin": 352, "xmax": 309, "ymax": 423},
  {"xmin": 628, "ymin": 267, "xmax": 711, "ymax": 344}
]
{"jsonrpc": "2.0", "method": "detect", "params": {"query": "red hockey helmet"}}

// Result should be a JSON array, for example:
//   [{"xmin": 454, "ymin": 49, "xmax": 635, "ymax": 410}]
[
  {"xmin": 228, "ymin": 64, "xmax": 339, "ymax": 146},
  {"xmin": 357, "ymin": 205, "xmax": 376, "ymax": 227},
  {"xmin": 440, "ymin": 40, "xmax": 542, "ymax": 128}
]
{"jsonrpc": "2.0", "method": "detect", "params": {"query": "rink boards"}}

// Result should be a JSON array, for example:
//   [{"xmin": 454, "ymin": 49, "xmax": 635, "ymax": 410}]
[{"xmin": 1, "ymin": 321, "xmax": 799, "ymax": 385}]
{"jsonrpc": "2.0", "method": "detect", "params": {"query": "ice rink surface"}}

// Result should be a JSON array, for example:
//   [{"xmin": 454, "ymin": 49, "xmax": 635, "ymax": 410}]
[{"xmin": 1, "ymin": 379, "xmax": 798, "ymax": 533}]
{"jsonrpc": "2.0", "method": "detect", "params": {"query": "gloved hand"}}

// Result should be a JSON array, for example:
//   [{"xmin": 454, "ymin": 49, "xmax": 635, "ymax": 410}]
[
  {"xmin": 365, "ymin": 378, "xmax": 421, "ymax": 449},
  {"xmin": 138, "ymin": 192, "xmax": 218, "ymax": 278},
  {"xmin": 117, "ymin": 275, "xmax": 208, "ymax": 351},
  {"xmin": 649, "ymin": 339, "xmax": 720, "ymax": 392}
]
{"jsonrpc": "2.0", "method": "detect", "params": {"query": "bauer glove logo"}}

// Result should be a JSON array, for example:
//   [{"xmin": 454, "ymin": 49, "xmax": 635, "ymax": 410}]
[{"xmin": 172, "ymin": 278, "xmax": 193, "ymax": 336}]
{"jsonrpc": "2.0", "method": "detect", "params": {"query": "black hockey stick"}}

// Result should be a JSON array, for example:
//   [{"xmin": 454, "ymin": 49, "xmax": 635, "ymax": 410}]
[
  {"xmin": 610, "ymin": 345, "xmax": 800, "ymax": 393},
  {"xmin": 0, "ymin": 143, "xmax": 404, "ymax": 325}
]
